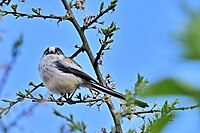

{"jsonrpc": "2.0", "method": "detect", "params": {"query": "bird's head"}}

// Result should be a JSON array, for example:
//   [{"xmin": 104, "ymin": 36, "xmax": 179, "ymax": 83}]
[{"xmin": 42, "ymin": 46, "xmax": 65, "ymax": 57}]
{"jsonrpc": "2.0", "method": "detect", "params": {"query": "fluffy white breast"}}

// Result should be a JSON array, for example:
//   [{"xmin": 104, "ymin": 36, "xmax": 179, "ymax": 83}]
[{"xmin": 38, "ymin": 54, "xmax": 84, "ymax": 94}]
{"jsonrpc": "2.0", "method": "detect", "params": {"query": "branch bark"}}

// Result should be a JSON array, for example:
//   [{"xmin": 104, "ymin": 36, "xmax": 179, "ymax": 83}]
[{"xmin": 0, "ymin": 10, "xmax": 67, "ymax": 20}]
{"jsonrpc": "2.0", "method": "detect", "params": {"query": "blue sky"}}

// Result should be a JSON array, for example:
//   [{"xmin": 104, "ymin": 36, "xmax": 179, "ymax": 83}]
[{"xmin": 1, "ymin": 0, "xmax": 200, "ymax": 133}]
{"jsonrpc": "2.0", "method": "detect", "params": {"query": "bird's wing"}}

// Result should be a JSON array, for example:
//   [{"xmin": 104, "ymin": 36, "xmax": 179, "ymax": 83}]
[
  {"xmin": 54, "ymin": 59, "xmax": 97, "ymax": 83},
  {"xmin": 63, "ymin": 57, "xmax": 82, "ymax": 68}
]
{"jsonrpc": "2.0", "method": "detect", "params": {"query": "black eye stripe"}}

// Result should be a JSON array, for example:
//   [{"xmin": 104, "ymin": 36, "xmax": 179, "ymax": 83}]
[
  {"xmin": 56, "ymin": 47, "xmax": 60, "ymax": 52},
  {"xmin": 43, "ymin": 47, "xmax": 64, "ymax": 56},
  {"xmin": 55, "ymin": 47, "xmax": 64, "ymax": 55},
  {"xmin": 44, "ymin": 47, "xmax": 50, "ymax": 54}
]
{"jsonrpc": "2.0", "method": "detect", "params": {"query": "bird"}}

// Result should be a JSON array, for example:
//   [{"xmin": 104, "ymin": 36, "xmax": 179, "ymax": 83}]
[{"xmin": 38, "ymin": 46, "xmax": 149, "ymax": 108}]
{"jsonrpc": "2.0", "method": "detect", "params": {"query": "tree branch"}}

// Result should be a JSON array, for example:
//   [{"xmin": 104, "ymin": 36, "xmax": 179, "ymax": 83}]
[
  {"xmin": 61, "ymin": 0, "xmax": 104, "ymax": 84},
  {"xmin": 0, "ymin": 9, "xmax": 67, "ymax": 20},
  {"xmin": 122, "ymin": 104, "xmax": 199, "ymax": 117},
  {"xmin": 0, "ymin": 0, "xmax": 11, "ymax": 6},
  {"xmin": 60, "ymin": 0, "xmax": 122, "ymax": 132},
  {"xmin": 0, "ymin": 82, "xmax": 43, "ymax": 117},
  {"xmin": 82, "ymin": 1, "xmax": 117, "ymax": 30},
  {"xmin": 106, "ymin": 98, "xmax": 122, "ymax": 132},
  {"xmin": 70, "ymin": 46, "xmax": 85, "ymax": 59},
  {"xmin": 0, "ymin": 82, "xmax": 104, "ymax": 117},
  {"xmin": 94, "ymin": 36, "xmax": 108, "ymax": 67}
]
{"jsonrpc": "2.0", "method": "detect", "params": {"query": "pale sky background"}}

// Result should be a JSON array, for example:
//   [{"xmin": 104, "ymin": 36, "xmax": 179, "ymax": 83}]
[{"xmin": 0, "ymin": 0, "xmax": 200, "ymax": 133}]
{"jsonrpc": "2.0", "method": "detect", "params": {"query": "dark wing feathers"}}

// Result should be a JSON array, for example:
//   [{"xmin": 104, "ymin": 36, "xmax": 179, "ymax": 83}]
[
  {"xmin": 54, "ymin": 60, "xmax": 97, "ymax": 83},
  {"xmin": 69, "ymin": 57, "xmax": 82, "ymax": 68}
]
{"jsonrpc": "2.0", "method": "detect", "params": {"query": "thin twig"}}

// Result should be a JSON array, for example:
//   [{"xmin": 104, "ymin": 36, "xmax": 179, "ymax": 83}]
[
  {"xmin": 0, "ymin": 83, "xmax": 43, "ymax": 116},
  {"xmin": 82, "ymin": 5, "xmax": 114, "ymax": 30},
  {"xmin": 31, "ymin": 97, "xmax": 103, "ymax": 105},
  {"xmin": 123, "ymin": 104, "xmax": 199, "ymax": 116},
  {"xmin": 174, "ymin": 104, "xmax": 199, "ymax": 111},
  {"xmin": 94, "ymin": 36, "xmax": 108, "ymax": 67},
  {"xmin": 1, "ymin": 82, "xmax": 103, "ymax": 115},
  {"xmin": 0, "ymin": 10, "xmax": 67, "ymax": 20},
  {"xmin": 70, "ymin": 46, "xmax": 85, "ymax": 59},
  {"xmin": 94, "ymin": 45, "xmax": 104, "ymax": 67}
]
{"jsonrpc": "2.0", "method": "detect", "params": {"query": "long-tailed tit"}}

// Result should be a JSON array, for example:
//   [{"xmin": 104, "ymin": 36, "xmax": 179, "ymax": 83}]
[{"xmin": 38, "ymin": 46, "xmax": 149, "ymax": 108}]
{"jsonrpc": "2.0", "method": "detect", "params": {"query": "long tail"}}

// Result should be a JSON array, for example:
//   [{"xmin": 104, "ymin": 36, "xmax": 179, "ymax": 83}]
[{"xmin": 90, "ymin": 82, "xmax": 149, "ymax": 108}]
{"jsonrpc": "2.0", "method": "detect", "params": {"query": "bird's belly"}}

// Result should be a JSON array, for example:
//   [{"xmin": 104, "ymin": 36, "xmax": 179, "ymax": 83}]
[{"xmin": 42, "ymin": 71, "xmax": 83, "ymax": 94}]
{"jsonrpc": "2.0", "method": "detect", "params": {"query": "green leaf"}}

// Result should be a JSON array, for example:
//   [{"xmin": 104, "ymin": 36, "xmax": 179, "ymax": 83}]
[
  {"xmin": 31, "ymin": 8, "xmax": 40, "ymax": 15},
  {"xmin": 100, "ymin": 28, "xmax": 107, "ymax": 35},
  {"xmin": 16, "ymin": 91, "xmax": 25, "ymax": 98},
  {"xmin": 110, "ymin": 0, "xmax": 118, "ymax": 5},
  {"xmin": 25, "ymin": 89, "xmax": 31, "ymax": 95},
  {"xmin": 17, "ymin": 97, "xmax": 24, "ymax": 101},
  {"xmin": 99, "ymin": 2, "xmax": 104, "ymax": 12},
  {"xmin": 125, "ymin": 90, "xmax": 149, "ymax": 108},
  {"xmin": 108, "ymin": 4, "xmax": 116, "ymax": 10},
  {"xmin": 81, "ymin": 121, "xmax": 86, "ymax": 131},
  {"xmin": 110, "ymin": 21, "xmax": 115, "ymax": 28},
  {"xmin": 147, "ymin": 113, "xmax": 176, "ymax": 133},
  {"xmin": 38, "ymin": 94, "xmax": 44, "ymax": 99},
  {"xmin": 69, "ymin": 114, "xmax": 73, "ymax": 121},
  {"xmin": 12, "ymin": 34, "xmax": 23, "ymax": 56},
  {"xmin": 106, "ymin": 39, "xmax": 114, "ymax": 44},
  {"xmin": 148, "ymin": 118, "xmax": 153, "ymax": 126},
  {"xmin": 141, "ymin": 78, "xmax": 200, "ymax": 101},
  {"xmin": 68, "ymin": 123, "xmax": 77, "ymax": 131},
  {"xmin": 109, "ymin": 26, "xmax": 117, "ymax": 33},
  {"xmin": 53, "ymin": 109, "xmax": 62, "ymax": 117},
  {"xmin": 178, "ymin": 13, "xmax": 200, "ymax": 60},
  {"xmin": 135, "ymin": 74, "xmax": 149, "ymax": 95},
  {"xmin": 115, "ymin": 27, "xmax": 120, "ymax": 31},
  {"xmin": 127, "ymin": 129, "xmax": 134, "ymax": 133},
  {"xmin": 2, "ymin": 99, "xmax": 11, "ymax": 103}
]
